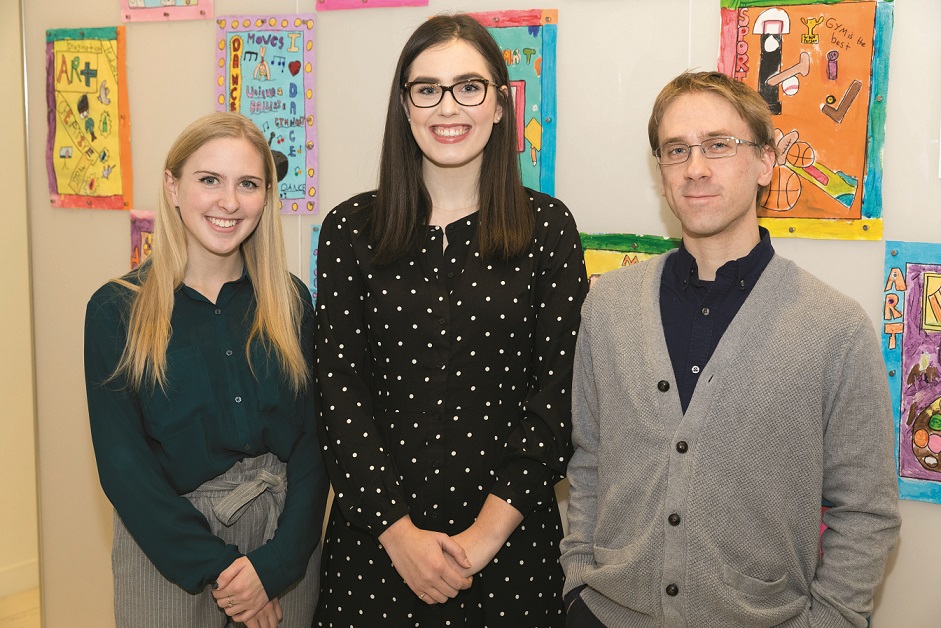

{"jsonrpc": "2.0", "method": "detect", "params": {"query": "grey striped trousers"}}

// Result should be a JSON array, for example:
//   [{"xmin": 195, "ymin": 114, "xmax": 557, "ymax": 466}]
[{"xmin": 112, "ymin": 453, "xmax": 320, "ymax": 627}]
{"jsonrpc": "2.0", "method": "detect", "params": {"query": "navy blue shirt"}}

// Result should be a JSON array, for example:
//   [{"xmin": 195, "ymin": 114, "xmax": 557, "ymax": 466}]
[{"xmin": 660, "ymin": 227, "xmax": 774, "ymax": 412}]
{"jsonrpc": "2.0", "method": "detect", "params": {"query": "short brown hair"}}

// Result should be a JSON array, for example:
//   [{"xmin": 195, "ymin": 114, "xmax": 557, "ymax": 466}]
[{"xmin": 648, "ymin": 71, "xmax": 775, "ymax": 157}]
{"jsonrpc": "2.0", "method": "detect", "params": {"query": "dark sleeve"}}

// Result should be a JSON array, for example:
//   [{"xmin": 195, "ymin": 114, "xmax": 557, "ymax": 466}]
[
  {"xmin": 315, "ymin": 204, "xmax": 411, "ymax": 537},
  {"xmin": 84, "ymin": 284, "xmax": 242, "ymax": 594},
  {"xmin": 491, "ymin": 198, "xmax": 589, "ymax": 515},
  {"xmin": 246, "ymin": 277, "xmax": 330, "ymax": 598}
]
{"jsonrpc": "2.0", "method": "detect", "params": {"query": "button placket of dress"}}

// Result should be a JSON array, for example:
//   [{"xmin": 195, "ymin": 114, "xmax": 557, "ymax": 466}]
[
  {"xmin": 414, "ymin": 227, "xmax": 452, "ymax": 518},
  {"xmin": 417, "ymin": 228, "xmax": 451, "ymax": 398}
]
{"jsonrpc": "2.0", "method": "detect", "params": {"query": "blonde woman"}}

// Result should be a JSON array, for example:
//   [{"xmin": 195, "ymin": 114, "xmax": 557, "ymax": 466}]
[{"xmin": 84, "ymin": 112, "xmax": 327, "ymax": 628}]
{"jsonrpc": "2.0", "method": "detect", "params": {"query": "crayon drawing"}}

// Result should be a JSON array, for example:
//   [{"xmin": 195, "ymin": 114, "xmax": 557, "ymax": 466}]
[
  {"xmin": 316, "ymin": 0, "xmax": 426, "ymax": 10},
  {"xmin": 120, "ymin": 0, "xmax": 213, "ymax": 22},
  {"xmin": 469, "ymin": 10, "xmax": 557, "ymax": 195},
  {"xmin": 718, "ymin": 0, "xmax": 893, "ymax": 240},
  {"xmin": 882, "ymin": 241, "xmax": 941, "ymax": 504},
  {"xmin": 46, "ymin": 27, "xmax": 132, "ymax": 210},
  {"xmin": 216, "ymin": 15, "xmax": 318, "ymax": 214},
  {"xmin": 580, "ymin": 233, "xmax": 680, "ymax": 287},
  {"xmin": 130, "ymin": 210, "xmax": 154, "ymax": 270}
]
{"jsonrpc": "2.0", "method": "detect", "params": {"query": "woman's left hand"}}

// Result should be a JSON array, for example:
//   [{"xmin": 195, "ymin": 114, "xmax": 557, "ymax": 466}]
[
  {"xmin": 451, "ymin": 495, "xmax": 524, "ymax": 577},
  {"xmin": 450, "ymin": 525, "xmax": 500, "ymax": 577},
  {"xmin": 245, "ymin": 597, "xmax": 283, "ymax": 628},
  {"xmin": 212, "ymin": 556, "xmax": 269, "ymax": 622}
]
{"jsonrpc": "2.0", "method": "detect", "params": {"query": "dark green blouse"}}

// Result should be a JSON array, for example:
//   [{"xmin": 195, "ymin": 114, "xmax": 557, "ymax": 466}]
[{"xmin": 84, "ymin": 266, "xmax": 327, "ymax": 598}]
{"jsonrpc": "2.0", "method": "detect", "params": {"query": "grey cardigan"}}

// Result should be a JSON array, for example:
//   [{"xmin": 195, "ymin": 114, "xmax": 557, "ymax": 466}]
[{"xmin": 561, "ymin": 252, "xmax": 900, "ymax": 628}]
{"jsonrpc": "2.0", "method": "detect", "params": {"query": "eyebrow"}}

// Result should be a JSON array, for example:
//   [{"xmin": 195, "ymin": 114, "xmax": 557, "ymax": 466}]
[
  {"xmin": 659, "ymin": 129, "xmax": 738, "ymax": 145},
  {"xmin": 408, "ymin": 72, "xmax": 488, "ymax": 84},
  {"xmin": 193, "ymin": 169, "xmax": 264, "ymax": 181}
]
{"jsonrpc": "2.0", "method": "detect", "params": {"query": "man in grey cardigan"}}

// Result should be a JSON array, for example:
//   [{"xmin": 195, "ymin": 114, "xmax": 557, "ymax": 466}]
[{"xmin": 560, "ymin": 71, "xmax": 900, "ymax": 628}]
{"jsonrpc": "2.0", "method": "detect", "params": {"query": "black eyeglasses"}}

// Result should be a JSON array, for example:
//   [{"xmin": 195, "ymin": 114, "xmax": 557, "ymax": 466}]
[
  {"xmin": 403, "ymin": 78, "xmax": 492, "ymax": 108},
  {"xmin": 654, "ymin": 136, "xmax": 761, "ymax": 165}
]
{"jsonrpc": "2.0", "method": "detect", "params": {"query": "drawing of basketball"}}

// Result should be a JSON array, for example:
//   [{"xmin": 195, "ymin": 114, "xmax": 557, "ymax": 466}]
[
  {"xmin": 762, "ymin": 165, "xmax": 801, "ymax": 211},
  {"xmin": 786, "ymin": 140, "xmax": 815, "ymax": 168}
]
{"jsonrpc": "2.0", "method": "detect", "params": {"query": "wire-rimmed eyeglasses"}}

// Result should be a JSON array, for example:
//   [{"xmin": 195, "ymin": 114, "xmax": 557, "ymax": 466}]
[
  {"xmin": 654, "ymin": 136, "xmax": 761, "ymax": 165},
  {"xmin": 403, "ymin": 78, "xmax": 492, "ymax": 108}
]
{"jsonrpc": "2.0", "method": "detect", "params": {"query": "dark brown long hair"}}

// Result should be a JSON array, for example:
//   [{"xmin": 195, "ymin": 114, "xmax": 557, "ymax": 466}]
[{"xmin": 368, "ymin": 14, "xmax": 532, "ymax": 264}]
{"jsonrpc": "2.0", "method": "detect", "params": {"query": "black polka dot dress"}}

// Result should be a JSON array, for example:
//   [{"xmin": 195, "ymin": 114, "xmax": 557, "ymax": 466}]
[{"xmin": 313, "ymin": 190, "xmax": 588, "ymax": 627}]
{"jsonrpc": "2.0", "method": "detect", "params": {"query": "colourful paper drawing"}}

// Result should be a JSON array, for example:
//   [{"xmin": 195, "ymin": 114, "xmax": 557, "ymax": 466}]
[
  {"xmin": 881, "ymin": 241, "xmax": 941, "ymax": 504},
  {"xmin": 316, "ymin": 0, "xmax": 427, "ymax": 10},
  {"xmin": 718, "ymin": 0, "xmax": 893, "ymax": 240},
  {"xmin": 469, "ymin": 10, "xmax": 557, "ymax": 195},
  {"xmin": 120, "ymin": 0, "xmax": 213, "ymax": 22},
  {"xmin": 580, "ymin": 233, "xmax": 680, "ymax": 287},
  {"xmin": 46, "ymin": 27, "xmax": 132, "ymax": 210},
  {"xmin": 310, "ymin": 224, "xmax": 321, "ymax": 302},
  {"xmin": 216, "ymin": 15, "xmax": 318, "ymax": 215},
  {"xmin": 130, "ymin": 209, "xmax": 154, "ymax": 269}
]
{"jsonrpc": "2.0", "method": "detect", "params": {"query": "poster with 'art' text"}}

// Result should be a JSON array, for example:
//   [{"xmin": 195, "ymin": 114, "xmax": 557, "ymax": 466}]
[
  {"xmin": 46, "ymin": 26, "xmax": 132, "ymax": 210},
  {"xmin": 882, "ymin": 241, "xmax": 941, "ymax": 504}
]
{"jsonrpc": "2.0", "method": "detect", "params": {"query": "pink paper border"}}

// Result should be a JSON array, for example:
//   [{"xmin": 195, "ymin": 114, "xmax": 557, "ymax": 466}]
[
  {"xmin": 316, "ymin": 0, "xmax": 427, "ymax": 11},
  {"xmin": 120, "ymin": 1, "xmax": 213, "ymax": 23}
]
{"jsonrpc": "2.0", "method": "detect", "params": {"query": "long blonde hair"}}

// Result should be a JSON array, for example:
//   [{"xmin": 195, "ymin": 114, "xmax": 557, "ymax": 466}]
[{"xmin": 114, "ymin": 112, "xmax": 309, "ymax": 393}]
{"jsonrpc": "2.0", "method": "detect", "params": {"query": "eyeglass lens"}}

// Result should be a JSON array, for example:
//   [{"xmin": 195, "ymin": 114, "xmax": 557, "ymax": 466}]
[
  {"xmin": 407, "ymin": 79, "xmax": 489, "ymax": 108},
  {"xmin": 657, "ymin": 137, "xmax": 743, "ymax": 165}
]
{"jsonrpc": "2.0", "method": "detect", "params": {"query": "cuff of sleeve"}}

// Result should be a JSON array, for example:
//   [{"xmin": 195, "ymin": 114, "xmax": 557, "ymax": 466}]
[
  {"xmin": 196, "ymin": 547, "xmax": 243, "ymax": 595},
  {"xmin": 491, "ymin": 458, "xmax": 559, "ymax": 516},
  {"xmin": 809, "ymin": 597, "xmax": 861, "ymax": 628},
  {"xmin": 366, "ymin": 502, "xmax": 411, "ymax": 540},
  {"xmin": 561, "ymin": 553, "xmax": 594, "ymax": 597},
  {"xmin": 247, "ymin": 542, "xmax": 288, "ymax": 600}
]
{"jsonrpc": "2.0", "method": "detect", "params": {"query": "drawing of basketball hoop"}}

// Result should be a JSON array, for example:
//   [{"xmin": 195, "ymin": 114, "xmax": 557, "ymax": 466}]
[{"xmin": 754, "ymin": 8, "xmax": 789, "ymax": 115}]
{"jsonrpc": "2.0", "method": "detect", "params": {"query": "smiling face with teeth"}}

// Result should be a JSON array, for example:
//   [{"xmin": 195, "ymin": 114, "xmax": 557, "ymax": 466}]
[
  {"xmin": 165, "ymin": 136, "xmax": 268, "ymax": 272},
  {"xmin": 404, "ymin": 39, "xmax": 504, "ymax": 176}
]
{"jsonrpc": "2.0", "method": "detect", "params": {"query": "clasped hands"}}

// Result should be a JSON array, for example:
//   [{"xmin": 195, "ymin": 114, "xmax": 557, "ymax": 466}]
[
  {"xmin": 379, "ymin": 515, "xmax": 501, "ymax": 606},
  {"xmin": 212, "ymin": 556, "xmax": 282, "ymax": 627}
]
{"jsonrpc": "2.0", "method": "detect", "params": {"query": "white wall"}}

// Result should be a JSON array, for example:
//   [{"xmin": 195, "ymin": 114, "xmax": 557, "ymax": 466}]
[
  {"xmin": 1, "ymin": 0, "xmax": 40, "ymax": 602},
  {"xmin": 20, "ymin": 0, "xmax": 941, "ymax": 625}
]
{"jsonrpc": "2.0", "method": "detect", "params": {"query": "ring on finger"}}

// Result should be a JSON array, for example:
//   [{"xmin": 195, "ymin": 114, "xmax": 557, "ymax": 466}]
[
  {"xmin": 228, "ymin": 596, "xmax": 235, "ymax": 608},
  {"xmin": 418, "ymin": 592, "xmax": 426, "ymax": 600}
]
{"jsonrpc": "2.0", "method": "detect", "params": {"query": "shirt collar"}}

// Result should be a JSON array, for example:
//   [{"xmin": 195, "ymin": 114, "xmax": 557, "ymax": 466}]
[
  {"xmin": 179, "ymin": 266, "xmax": 252, "ymax": 304},
  {"xmin": 672, "ymin": 226, "xmax": 774, "ymax": 291}
]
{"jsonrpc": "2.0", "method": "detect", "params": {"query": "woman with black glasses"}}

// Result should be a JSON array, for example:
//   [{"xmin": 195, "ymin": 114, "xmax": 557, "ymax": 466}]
[{"xmin": 314, "ymin": 14, "xmax": 587, "ymax": 627}]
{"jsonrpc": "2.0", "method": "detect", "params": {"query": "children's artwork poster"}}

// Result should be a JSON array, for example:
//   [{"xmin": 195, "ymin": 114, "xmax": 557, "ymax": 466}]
[
  {"xmin": 469, "ymin": 10, "xmax": 557, "ymax": 196},
  {"xmin": 718, "ymin": 0, "xmax": 893, "ymax": 240},
  {"xmin": 120, "ymin": 0, "xmax": 213, "ymax": 22},
  {"xmin": 316, "ymin": 0, "xmax": 427, "ymax": 10},
  {"xmin": 309, "ymin": 224, "xmax": 321, "ymax": 303},
  {"xmin": 45, "ymin": 27, "xmax": 132, "ymax": 210},
  {"xmin": 130, "ymin": 210, "xmax": 154, "ymax": 270},
  {"xmin": 580, "ymin": 233, "xmax": 680, "ymax": 287},
  {"xmin": 216, "ymin": 15, "xmax": 318, "ymax": 215},
  {"xmin": 882, "ymin": 241, "xmax": 941, "ymax": 504}
]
